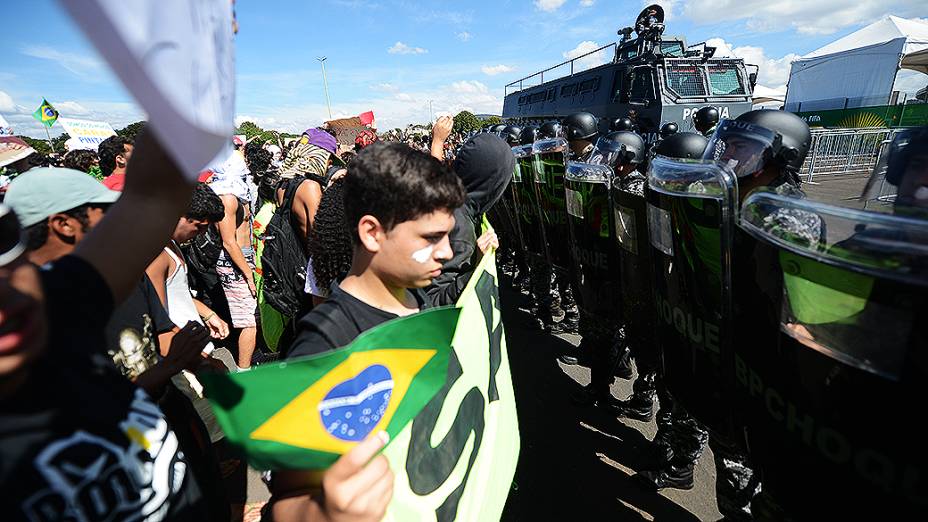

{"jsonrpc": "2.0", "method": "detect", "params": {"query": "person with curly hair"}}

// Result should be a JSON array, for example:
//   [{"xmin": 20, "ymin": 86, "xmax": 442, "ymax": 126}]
[
  {"xmin": 305, "ymin": 178, "xmax": 351, "ymax": 305},
  {"xmin": 62, "ymin": 148, "xmax": 103, "ymax": 180}
]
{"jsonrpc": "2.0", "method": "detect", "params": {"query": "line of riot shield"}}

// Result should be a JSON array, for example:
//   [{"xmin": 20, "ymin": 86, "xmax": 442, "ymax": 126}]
[
  {"xmin": 490, "ymin": 144, "xmax": 531, "ymax": 258},
  {"xmin": 611, "ymin": 173, "xmax": 657, "ymax": 364},
  {"xmin": 564, "ymin": 161, "xmax": 620, "ymax": 324},
  {"xmin": 646, "ymin": 156, "xmax": 738, "ymax": 440},
  {"xmin": 532, "ymin": 138, "xmax": 572, "ymax": 273},
  {"xmin": 735, "ymin": 189, "xmax": 928, "ymax": 519}
]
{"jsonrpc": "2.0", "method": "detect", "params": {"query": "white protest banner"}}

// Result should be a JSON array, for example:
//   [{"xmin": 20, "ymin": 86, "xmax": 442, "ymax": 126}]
[
  {"xmin": 60, "ymin": 0, "xmax": 235, "ymax": 180},
  {"xmin": 58, "ymin": 118, "xmax": 117, "ymax": 150},
  {"xmin": 0, "ymin": 114, "xmax": 12, "ymax": 136}
]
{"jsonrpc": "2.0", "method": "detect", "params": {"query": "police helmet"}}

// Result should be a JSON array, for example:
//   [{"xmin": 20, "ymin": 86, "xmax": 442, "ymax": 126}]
[
  {"xmin": 861, "ymin": 126, "xmax": 928, "ymax": 210},
  {"xmin": 693, "ymin": 106, "xmax": 720, "ymax": 134},
  {"xmin": 652, "ymin": 132, "xmax": 708, "ymax": 160},
  {"xmin": 539, "ymin": 121, "xmax": 563, "ymax": 139},
  {"xmin": 659, "ymin": 122, "xmax": 679, "ymax": 139},
  {"xmin": 563, "ymin": 112, "xmax": 599, "ymax": 141},
  {"xmin": 501, "ymin": 125, "xmax": 523, "ymax": 145},
  {"xmin": 610, "ymin": 117, "xmax": 636, "ymax": 132},
  {"xmin": 490, "ymin": 124, "xmax": 507, "ymax": 134},
  {"xmin": 520, "ymin": 126, "xmax": 541, "ymax": 145},
  {"xmin": 593, "ymin": 131, "xmax": 646, "ymax": 166},
  {"xmin": 734, "ymin": 110, "xmax": 811, "ymax": 173}
]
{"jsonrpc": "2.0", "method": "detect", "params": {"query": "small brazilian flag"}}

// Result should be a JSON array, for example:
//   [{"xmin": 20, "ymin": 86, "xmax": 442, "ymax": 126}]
[
  {"xmin": 201, "ymin": 306, "xmax": 459, "ymax": 470},
  {"xmin": 32, "ymin": 99, "xmax": 59, "ymax": 128}
]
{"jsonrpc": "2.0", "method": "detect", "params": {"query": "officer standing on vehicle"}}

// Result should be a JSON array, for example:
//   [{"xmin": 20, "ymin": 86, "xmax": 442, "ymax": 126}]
[{"xmin": 693, "ymin": 106, "xmax": 720, "ymax": 137}]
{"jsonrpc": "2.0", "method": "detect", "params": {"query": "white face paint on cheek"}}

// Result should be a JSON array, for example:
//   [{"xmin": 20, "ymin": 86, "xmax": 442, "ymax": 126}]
[{"xmin": 412, "ymin": 245, "xmax": 434, "ymax": 263}]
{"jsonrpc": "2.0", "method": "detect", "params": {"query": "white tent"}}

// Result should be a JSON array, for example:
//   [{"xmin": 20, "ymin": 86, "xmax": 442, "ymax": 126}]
[
  {"xmin": 785, "ymin": 16, "xmax": 928, "ymax": 111},
  {"xmin": 752, "ymin": 85, "xmax": 786, "ymax": 106}
]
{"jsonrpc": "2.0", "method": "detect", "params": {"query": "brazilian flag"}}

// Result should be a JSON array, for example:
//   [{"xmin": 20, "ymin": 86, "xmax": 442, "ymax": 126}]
[
  {"xmin": 201, "ymin": 307, "xmax": 459, "ymax": 470},
  {"xmin": 32, "ymin": 99, "xmax": 58, "ymax": 128}
]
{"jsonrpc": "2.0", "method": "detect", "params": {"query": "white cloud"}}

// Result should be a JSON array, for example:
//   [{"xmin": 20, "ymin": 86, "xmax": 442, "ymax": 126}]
[
  {"xmin": 580, "ymin": 0, "xmax": 595, "ymax": 6},
  {"xmin": 370, "ymin": 82, "xmax": 399, "ymax": 92},
  {"xmin": 481, "ymin": 64, "xmax": 515, "ymax": 76},
  {"xmin": 706, "ymin": 38, "xmax": 799, "ymax": 90},
  {"xmin": 0, "ymin": 90, "xmax": 16, "ymax": 113},
  {"xmin": 894, "ymin": 69, "xmax": 928, "ymax": 96},
  {"xmin": 535, "ymin": 0, "xmax": 566, "ymax": 12},
  {"xmin": 20, "ymin": 45, "xmax": 105, "ymax": 78},
  {"xmin": 563, "ymin": 41, "xmax": 610, "ymax": 72},
  {"xmin": 451, "ymin": 81, "xmax": 489, "ymax": 94},
  {"xmin": 394, "ymin": 93, "xmax": 415, "ymax": 101},
  {"xmin": 387, "ymin": 41, "xmax": 428, "ymax": 55},
  {"xmin": 682, "ymin": 0, "xmax": 925, "ymax": 35},
  {"xmin": 54, "ymin": 101, "xmax": 91, "ymax": 116},
  {"xmin": 457, "ymin": 31, "xmax": 472, "ymax": 42}
]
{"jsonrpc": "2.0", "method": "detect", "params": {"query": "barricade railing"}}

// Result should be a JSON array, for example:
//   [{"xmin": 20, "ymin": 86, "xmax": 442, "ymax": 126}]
[{"xmin": 800, "ymin": 128, "xmax": 904, "ymax": 182}]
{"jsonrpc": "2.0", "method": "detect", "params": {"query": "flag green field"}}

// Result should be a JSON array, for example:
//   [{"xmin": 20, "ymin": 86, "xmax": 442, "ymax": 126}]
[
  {"xmin": 201, "ymin": 307, "xmax": 459, "ymax": 470},
  {"xmin": 32, "ymin": 99, "xmax": 58, "ymax": 128}
]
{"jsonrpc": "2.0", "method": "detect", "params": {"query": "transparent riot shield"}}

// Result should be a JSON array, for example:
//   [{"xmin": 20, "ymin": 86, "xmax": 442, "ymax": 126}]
[
  {"xmin": 532, "ymin": 138, "xmax": 571, "ymax": 272},
  {"xmin": 489, "ymin": 144, "xmax": 530, "ymax": 255},
  {"xmin": 646, "ymin": 156, "xmax": 738, "ymax": 438},
  {"xmin": 735, "ymin": 190, "xmax": 928, "ymax": 518},
  {"xmin": 564, "ymin": 161, "xmax": 619, "ymax": 322},
  {"xmin": 515, "ymin": 148, "xmax": 547, "ymax": 265},
  {"xmin": 611, "ymin": 174, "xmax": 656, "ymax": 355}
]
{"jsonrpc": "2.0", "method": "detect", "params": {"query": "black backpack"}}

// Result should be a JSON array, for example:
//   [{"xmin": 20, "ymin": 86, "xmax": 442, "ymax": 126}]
[{"xmin": 261, "ymin": 179, "xmax": 310, "ymax": 317}]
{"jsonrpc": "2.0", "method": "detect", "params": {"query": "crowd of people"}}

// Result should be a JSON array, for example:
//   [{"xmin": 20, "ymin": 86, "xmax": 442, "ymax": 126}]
[{"xmin": 0, "ymin": 88, "xmax": 924, "ymax": 520}]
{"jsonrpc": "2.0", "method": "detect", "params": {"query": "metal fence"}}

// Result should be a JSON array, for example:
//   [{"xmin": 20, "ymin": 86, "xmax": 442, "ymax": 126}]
[{"xmin": 800, "ymin": 128, "xmax": 902, "ymax": 182}]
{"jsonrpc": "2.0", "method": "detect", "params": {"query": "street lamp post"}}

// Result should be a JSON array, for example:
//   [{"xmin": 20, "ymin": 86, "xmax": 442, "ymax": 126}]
[
  {"xmin": 428, "ymin": 100, "xmax": 433, "ymax": 124},
  {"xmin": 317, "ymin": 56, "xmax": 333, "ymax": 120}
]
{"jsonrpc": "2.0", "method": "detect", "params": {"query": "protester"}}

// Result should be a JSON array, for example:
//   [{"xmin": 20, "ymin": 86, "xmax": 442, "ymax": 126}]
[
  {"xmin": 426, "ymin": 133, "xmax": 510, "ymax": 305},
  {"xmin": 305, "ymin": 177, "xmax": 351, "ymax": 304},
  {"xmin": 210, "ymin": 143, "xmax": 259, "ymax": 368},
  {"xmin": 62, "ymin": 148, "xmax": 102, "ymax": 180},
  {"xmin": 98, "ymin": 134, "xmax": 134, "ymax": 190}
]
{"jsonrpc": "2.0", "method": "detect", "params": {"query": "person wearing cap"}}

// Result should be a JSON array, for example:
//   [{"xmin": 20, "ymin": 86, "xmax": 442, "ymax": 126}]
[
  {"xmin": 0, "ymin": 132, "xmax": 219, "ymax": 520},
  {"xmin": 98, "ymin": 134, "xmax": 134, "ymax": 191},
  {"xmin": 7, "ymin": 167, "xmax": 120, "ymax": 266}
]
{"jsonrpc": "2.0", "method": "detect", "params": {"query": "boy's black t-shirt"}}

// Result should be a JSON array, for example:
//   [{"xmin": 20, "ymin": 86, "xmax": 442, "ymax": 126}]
[
  {"xmin": 0, "ymin": 256, "xmax": 207, "ymax": 521},
  {"xmin": 286, "ymin": 285, "xmax": 431, "ymax": 358}
]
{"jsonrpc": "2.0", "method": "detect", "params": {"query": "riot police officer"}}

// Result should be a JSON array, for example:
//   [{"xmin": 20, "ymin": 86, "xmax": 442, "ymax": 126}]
[
  {"xmin": 563, "ymin": 112, "xmax": 599, "ymax": 160},
  {"xmin": 633, "ymin": 132, "xmax": 712, "ymax": 493},
  {"xmin": 520, "ymin": 125, "xmax": 541, "ymax": 145},
  {"xmin": 569, "ymin": 131, "xmax": 647, "ymax": 404},
  {"xmin": 539, "ymin": 121, "xmax": 563, "ymax": 139},
  {"xmin": 610, "ymin": 116, "xmax": 636, "ymax": 133},
  {"xmin": 640, "ymin": 111, "xmax": 816, "ymax": 520},
  {"xmin": 693, "ymin": 106, "xmax": 720, "ymax": 137},
  {"xmin": 501, "ymin": 125, "xmax": 523, "ymax": 146},
  {"xmin": 659, "ymin": 121, "xmax": 678, "ymax": 139}
]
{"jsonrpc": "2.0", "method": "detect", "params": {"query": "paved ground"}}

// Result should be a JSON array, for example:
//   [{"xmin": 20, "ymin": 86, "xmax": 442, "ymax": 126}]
[{"xmin": 498, "ymin": 285, "xmax": 720, "ymax": 521}]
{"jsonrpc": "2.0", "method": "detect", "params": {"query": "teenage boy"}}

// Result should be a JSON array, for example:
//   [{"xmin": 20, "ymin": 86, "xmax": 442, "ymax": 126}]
[{"xmin": 272, "ymin": 142, "xmax": 466, "ymax": 520}]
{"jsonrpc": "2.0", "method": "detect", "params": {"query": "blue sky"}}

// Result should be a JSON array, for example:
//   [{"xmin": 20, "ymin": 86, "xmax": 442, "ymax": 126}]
[{"xmin": 1, "ymin": 0, "xmax": 925, "ymax": 138}]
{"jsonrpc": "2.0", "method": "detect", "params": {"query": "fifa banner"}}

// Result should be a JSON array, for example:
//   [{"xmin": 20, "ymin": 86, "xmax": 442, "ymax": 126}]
[
  {"xmin": 203, "ymin": 246, "xmax": 520, "ymax": 521},
  {"xmin": 59, "ymin": 118, "xmax": 117, "ymax": 150}
]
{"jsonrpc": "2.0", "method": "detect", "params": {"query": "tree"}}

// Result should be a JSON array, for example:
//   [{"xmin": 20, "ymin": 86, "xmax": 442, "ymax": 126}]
[
  {"xmin": 236, "ymin": 121, "xmax": 263, "ymax": 140},
  {"xmin": 18, "ymin": 136, "xmax": 51, "ymax": 155},
  {"xmin": 116, "ymin": 121, "xmax": 147, "ymax": 141},
  {"xmin": 483, "ymin": 115, "xmax": 502, "ymax": 126},
  {"xmin": 453, "ymin": 111, "xmax": 482, "ymax": 134}
]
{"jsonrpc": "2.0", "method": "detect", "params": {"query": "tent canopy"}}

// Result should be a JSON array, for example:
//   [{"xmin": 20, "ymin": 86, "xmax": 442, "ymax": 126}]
[{"xmin": 785, "ymin": 16, "xmax": 928, "ymax": 111}]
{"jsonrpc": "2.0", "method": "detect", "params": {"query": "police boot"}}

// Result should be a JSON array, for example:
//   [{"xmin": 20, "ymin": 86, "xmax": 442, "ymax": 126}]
[
  {"xmin": 612, "ymin": 345, "xmax": 633, "ymax": 380},
  {"xmin": 611, "ymin": 389, "xmax": 655, "ymax": 422},
  {"xmin": 636, "ymin": 459, "xmax": 695, "ymax": 491}
]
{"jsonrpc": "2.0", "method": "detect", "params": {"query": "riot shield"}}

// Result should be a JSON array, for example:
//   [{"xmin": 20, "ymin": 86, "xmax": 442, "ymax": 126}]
[
  {"xmin": 513, "ymin": 147, "xmax": 547, "ymax": 265},
  {"xmin": 646, "ymin": 156, "xmax": 738, "ymax": 438},
  {"xmin": 531, "ymin": 138, "xmax": 571, "ymax": 272},
  {"xmin": 735, "ymin": 190, "xmax": 928, "ymax": 518},
  {"xmin": 489, "ymin": 144, "xmax": 531, "ymax": 256},
  {"xmin": 611, "ymin": 175, "xmax": 657, "ymax": 356},
  {"xmin": 564, "ymin": 161, "xmax": 619, "ymax": 323}
]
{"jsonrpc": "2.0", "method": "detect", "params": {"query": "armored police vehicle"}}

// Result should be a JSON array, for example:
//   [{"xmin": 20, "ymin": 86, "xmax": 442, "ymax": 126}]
[{"xmin": 501, "ymin": 5, "xmax": 757, "ymax": 142}]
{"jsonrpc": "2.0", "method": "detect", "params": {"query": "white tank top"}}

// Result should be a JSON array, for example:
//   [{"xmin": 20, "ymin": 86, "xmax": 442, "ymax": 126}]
[{"xmin": 163, "ymin": 243, "xmax": 203, "ymax": 329}]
